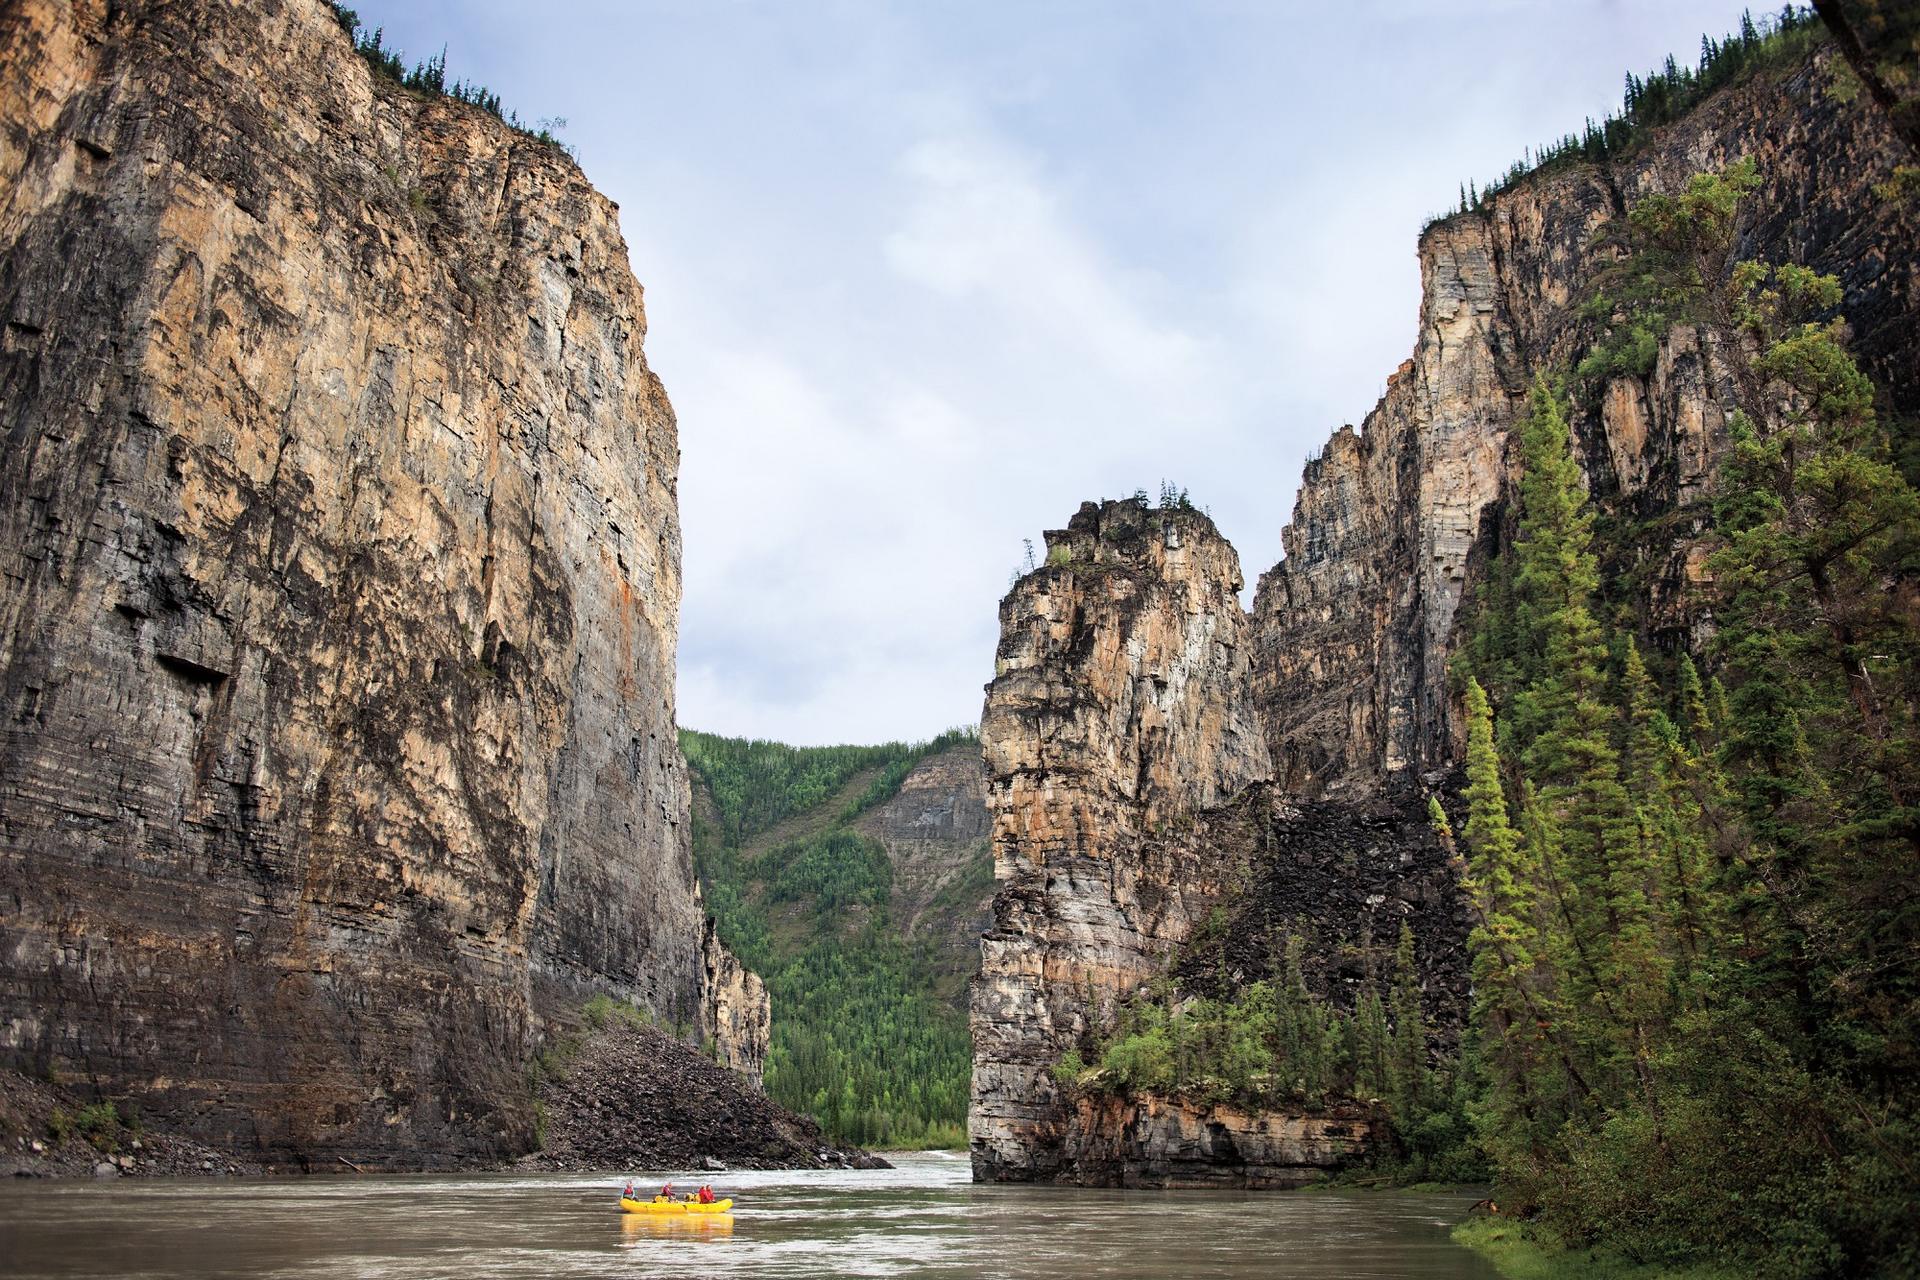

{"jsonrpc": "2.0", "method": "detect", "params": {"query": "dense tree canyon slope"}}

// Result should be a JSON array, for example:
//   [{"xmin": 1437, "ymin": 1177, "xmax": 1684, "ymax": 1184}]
[
  {"xmin": 971, "ymin": 20, "xmax": 1919, "ymax": 1237},
  {"xmin": 684, "ymin": 730, "xmax": 991, "ymax": 1149},
  {"xmin": 0, "ymin": 0, "xmax": 764, "ymax": 1168}
]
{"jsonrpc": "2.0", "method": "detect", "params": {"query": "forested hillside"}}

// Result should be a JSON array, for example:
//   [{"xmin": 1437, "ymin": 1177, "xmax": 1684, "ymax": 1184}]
[{"xmin": 682, "ymin": 729, "xmax": 981, "ymax": 1148}]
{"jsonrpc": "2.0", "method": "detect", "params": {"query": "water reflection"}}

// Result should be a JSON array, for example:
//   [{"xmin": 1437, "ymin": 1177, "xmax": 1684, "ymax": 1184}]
[{"xmin": 620, "ymin": 1211, "xmax": 737, "ymax": 1242}]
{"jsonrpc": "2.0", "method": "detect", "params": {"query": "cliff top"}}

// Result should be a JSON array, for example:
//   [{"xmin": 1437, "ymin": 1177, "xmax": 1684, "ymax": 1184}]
[{"xmin": 1419, "ymin": 5, "xmax": 1829, "ymax": 241}]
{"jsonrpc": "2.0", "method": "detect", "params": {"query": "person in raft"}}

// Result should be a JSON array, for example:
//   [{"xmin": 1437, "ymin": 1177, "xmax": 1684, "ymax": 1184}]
[
  {"xmin": 697, "ymin": 1185, "xmax": 716, "ymax": 1204},
  {"xmin": 622, "ymin": 1179, "xmax": 636, "ymax": 1201}
]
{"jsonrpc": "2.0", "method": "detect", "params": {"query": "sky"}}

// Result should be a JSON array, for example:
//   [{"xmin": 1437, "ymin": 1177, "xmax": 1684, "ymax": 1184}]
[{"xmin": 358, "ymin": 0, "xmax": 1763, "ymax": 746}]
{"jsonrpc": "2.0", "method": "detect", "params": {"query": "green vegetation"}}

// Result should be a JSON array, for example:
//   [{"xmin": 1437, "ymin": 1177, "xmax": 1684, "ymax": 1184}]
[
  {"xmin": 47, "ymin": 1101, "xmax": 134, "ymax": 1153},
  {"xmin": 325, "ymin": 5, "xmax": 571, "ymax": 152},
  {"xmin": 1453, "ymin": 1219, "xmax": 1744, "ymax": 1280},
  {"xmin": 1061, "ymin": 156, "xmax": 1913, "ymax": 1274},
  {"xmin": 681, "ymin": 728, "xmax": 973, "ymax": 846},
  {"xmin": 1067, "ymin": 923, "xmax": 1483, "ymax": 1184},
  {"xmin": 1448, "ymin": 162, "xmax": 1920, "ymax": 1278},
  {"xmin": 1440, "ymin": 7, "xmax": 1824, "ymax": 220},
  {"xmin": 684, "ymin": 726, "xmax": 980, "ymax": 1149}
]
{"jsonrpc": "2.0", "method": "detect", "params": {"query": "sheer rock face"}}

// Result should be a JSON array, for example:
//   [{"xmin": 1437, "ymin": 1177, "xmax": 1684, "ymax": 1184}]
[
  {"xmin": 1252, "ymin": 48, "xmax": 1920, "ymax": 800},
  {"xmin": 701, "ymin": 920, "xmax": 770, "ymax": 1083},
  {"xmin": 971, "ymin": 501, "xmax": 1270, "ymax": 1182},
  {"xmin": 0, "ymin": 0, "xmax": 763, "ymax": 1167},
  {"xmin": 973, "ymin": 48, "xmax": 1918, "ymax": 1184}
]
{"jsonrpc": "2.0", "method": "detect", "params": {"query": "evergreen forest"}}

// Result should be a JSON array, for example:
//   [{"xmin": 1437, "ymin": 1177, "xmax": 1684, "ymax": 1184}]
[
  {"xmin": 1446, "ymin": 159, "xmax": 1918, "ymax": 1277},
  {"xmin": 681, "ymin": 728, "xmax": 981, "ymax": 1149}
]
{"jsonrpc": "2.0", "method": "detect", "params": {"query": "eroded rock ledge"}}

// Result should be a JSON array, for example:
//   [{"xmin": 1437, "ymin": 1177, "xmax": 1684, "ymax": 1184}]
[
  {"xmin": 1057, "ymin": 1094, "xmax": 1374, "ymax": 1189},
  {"xmin": 970, "ymin": 503, "xmax": 1463, "ymax": 1185}
]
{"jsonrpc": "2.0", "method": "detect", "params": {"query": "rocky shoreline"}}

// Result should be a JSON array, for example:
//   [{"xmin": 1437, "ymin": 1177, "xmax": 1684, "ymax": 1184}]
[
  {"xmin": 4, "ymin": 1019, "xmax": 884, "ymax": 1180},
  {"xmin": 1, "ymin": 1072, "xmax": 264, "ymax": 1179}
]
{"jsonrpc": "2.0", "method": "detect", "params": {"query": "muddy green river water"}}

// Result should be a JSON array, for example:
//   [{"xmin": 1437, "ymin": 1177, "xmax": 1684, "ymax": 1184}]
[{"xmin": 0, "ymin": 1150, "xmax": 1500, "ymax": 1278}]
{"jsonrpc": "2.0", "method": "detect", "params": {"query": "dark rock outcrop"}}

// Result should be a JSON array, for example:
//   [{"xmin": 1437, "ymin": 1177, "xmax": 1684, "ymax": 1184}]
[
  {"xmin": 0, "ymin": 1068, "xmax": 266, "ymax": 1178},
  {"xmin": 0, "ymin": 0, "xmax": 764, "ymax": 1168},
  {"xmin": 519, "ymin": 1020, "xmax": 884, "ymax": 1173}
]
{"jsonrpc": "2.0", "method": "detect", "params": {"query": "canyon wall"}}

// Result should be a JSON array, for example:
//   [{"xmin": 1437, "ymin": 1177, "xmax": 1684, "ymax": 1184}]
[
  {"xmin": 0, "ymin": 0, "xmax": 761, "ymax": 1167},
  {"xmin": 973, "ymin": 43, "xmax": 1918, "ymax": 1183},
  {"xmin": 1253, "ymin": 44, "xmax": 1920, "ymax": 800}
]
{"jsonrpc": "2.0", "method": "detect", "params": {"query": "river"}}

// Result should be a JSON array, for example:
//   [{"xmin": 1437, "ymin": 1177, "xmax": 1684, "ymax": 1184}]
[{"xmin": 0, "ymin": 1151, "xmax": 1499, "ymax": 1278}]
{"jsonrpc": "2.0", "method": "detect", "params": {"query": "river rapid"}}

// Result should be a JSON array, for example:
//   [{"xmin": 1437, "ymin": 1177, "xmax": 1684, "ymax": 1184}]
[{"xmin": 0, "ymin": 1150, "xmax": 1500, "ymax": 1278}]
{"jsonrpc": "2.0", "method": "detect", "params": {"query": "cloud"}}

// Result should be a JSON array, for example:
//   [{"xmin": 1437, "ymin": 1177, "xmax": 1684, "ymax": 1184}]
[
  {"xmin": 357, "ymin": 0, "xmax": 1771, "ymax": 745},
  {"xmin": 884, "ymin": 132, "xmax": 1216, "ymax": 409}
]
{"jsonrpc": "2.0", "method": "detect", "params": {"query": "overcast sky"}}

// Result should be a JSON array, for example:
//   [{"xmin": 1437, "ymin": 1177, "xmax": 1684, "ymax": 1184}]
[{"xmin": 360, "ymin": 0, "xmax": 1760, "ymax": 745}]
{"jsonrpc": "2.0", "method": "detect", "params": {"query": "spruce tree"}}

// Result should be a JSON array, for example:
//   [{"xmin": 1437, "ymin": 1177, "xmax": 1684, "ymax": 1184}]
[
  {"xmin": 1507, "ymin": 377, "xmax": 1643, "ymax": 1088},
  {"xmin": 1453, "ymin": 159, "xmax": 1920, "ymax": 1270},
  {"xmin": 1459, "ymin": 678, "xmax": 1562, "ymax": 1156},
  {"xmin": 1352, "ymin": 981, "xmax": 1391, "ymax": 1101},
  {"xmin": 1386, "ymin": 922, "xmax": 1427, "ymax": 1122}
]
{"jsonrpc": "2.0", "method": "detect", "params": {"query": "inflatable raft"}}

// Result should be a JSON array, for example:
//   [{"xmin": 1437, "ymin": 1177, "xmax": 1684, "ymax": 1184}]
[{"xmin": 620, "ymin": 1197, "xmax": 734, "ymax": 1215}]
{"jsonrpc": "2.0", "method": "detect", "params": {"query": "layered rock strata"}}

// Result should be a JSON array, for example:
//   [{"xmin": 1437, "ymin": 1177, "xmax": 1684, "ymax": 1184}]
[
  {"xmin": 0, "ymin": 0, "xmax": 762, "ymax": 1167},
  {"xmin": 973, "ymin": 43, "xmax": 1919, "ymax": 1184},
  {"xmin": 1059, "ymin": 1096, "xmax": 1373, "ymax": 1189},
  {"xmin": 971, "ymin": 501, "xmax": 1277, "ymax": 1182},
  {"xmin": 1253, "ymin": 45, "xmax": 1920, "ymax": 799},
  {"xmin": 701, "ymin": 919, "xmax": 771, "ymax": 1082}
]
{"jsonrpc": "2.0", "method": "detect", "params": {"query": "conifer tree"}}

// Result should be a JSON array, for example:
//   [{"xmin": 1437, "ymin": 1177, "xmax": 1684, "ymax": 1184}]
[
  {"xmin": 1460, "ymin": 678, "xmax": 1572, "ymax": 1158},
  {"xmin": 1506, "ymin": 377, "xmax": 1644, "ymax": 1084},
  {"xmin": 1454, "ymin": 159, "xmax": 1920, "ymax": 1270},
  {"xmin": 1385, "ymin": 923, "xmax": 1427, "ymax": 1121},
  {"xmin": 1622, "ymin": 639, "xmax": 1710, "ymax": 977},
  {"xmin": 1351, "ymin": 981, "xmax": 1391, "ymax": 1101}
]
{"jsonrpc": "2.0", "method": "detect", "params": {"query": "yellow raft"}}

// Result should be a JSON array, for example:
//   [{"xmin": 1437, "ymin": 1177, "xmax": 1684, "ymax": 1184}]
[{"xmin": 620, "ymin": 1197, "xmax": 734, "ymax": 1215}]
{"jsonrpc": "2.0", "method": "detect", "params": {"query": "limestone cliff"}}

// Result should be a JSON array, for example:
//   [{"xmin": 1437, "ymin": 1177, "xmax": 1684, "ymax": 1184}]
[
  {"xmin": 971, "ymin": 41, "xmax": 1919, "ymax": 1184},
  {"xmin": 1253, "ymin": 44, "xmax": 1920, "ymax": 800},
  {"xmin": 0, "ymin": 0, "xmax": 763, "ymax": 1167},
  {"xmin": 971, "ymin": 501, "xmax": 1280, "ymax": 1182}
]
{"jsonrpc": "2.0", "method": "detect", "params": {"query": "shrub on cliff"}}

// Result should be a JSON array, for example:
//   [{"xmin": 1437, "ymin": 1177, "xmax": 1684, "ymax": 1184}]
[{"xmin": 47, "ymin": 1101, "xmax": 130, "ymax": 1153}]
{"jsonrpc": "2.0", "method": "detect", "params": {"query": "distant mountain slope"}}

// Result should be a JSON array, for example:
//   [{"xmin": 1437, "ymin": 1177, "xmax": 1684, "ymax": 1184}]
[
  {"xmin": 853, "ymin": 744, "xmax": 993, "ymax": 1008},
  {"xmin": 681, "ymin": 728, "xmax": 988, "ymax": 1148}
]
